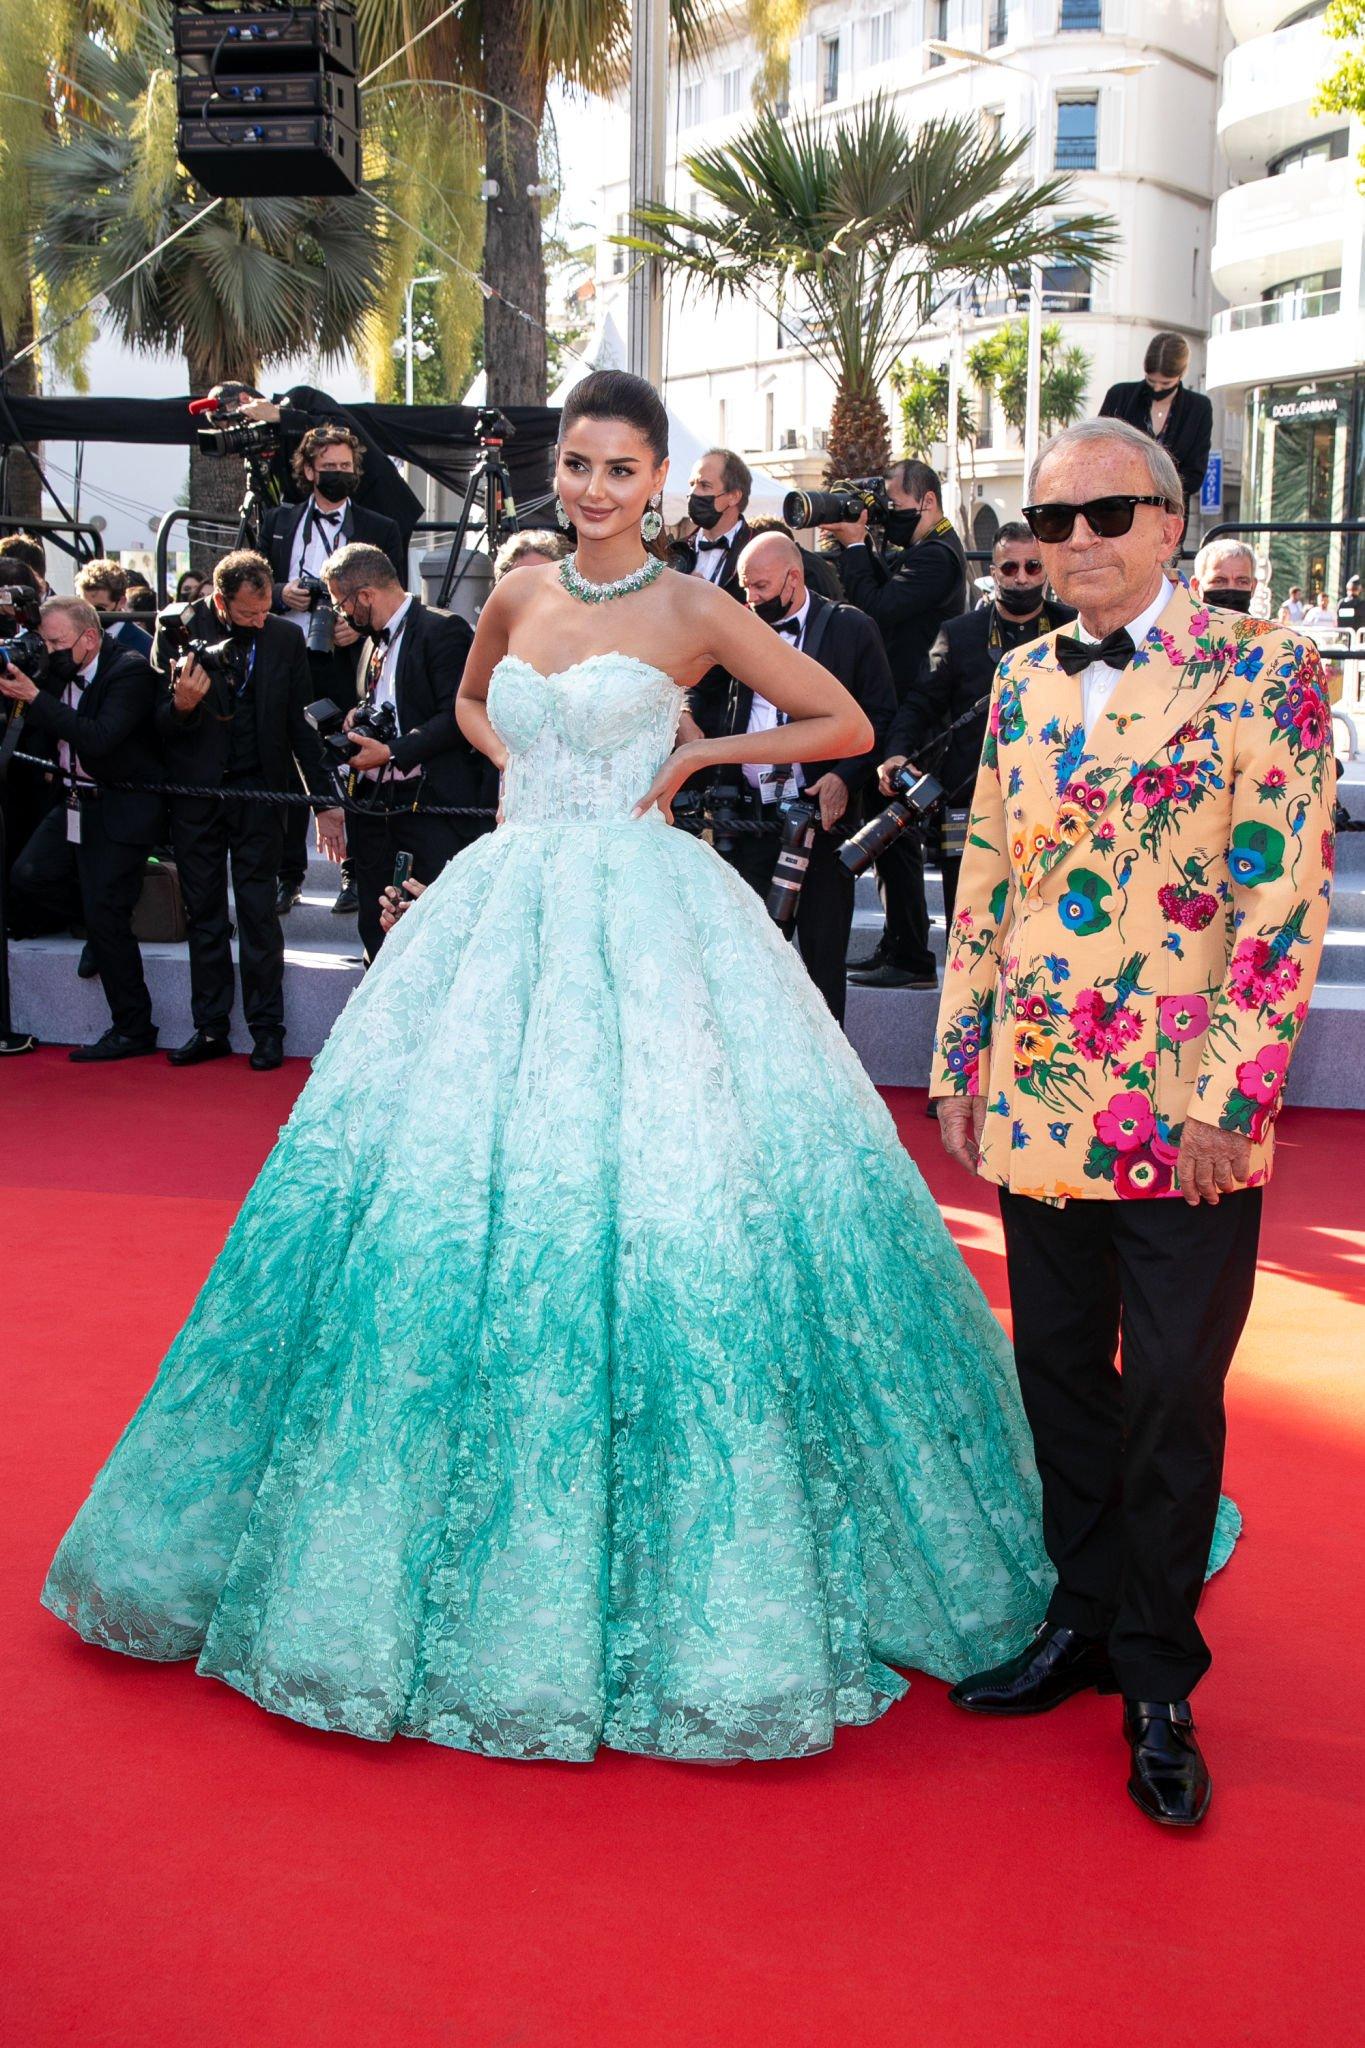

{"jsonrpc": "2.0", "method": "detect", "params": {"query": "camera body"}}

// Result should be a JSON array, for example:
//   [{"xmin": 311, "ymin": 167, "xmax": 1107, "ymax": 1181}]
[
  {"xmin": 157, "ymin": 601, "xmax": 244, "ymax": 686},
  {"xmin": 765, "ymin": 793, "xmax": 820, "ymax": 929},
  {"xmin": 0, "ymin": 583, "xmax": 48, "ymax": 685},
  {"xmin": 838, "ymin": 763, "xmax": 944, "ymax": 878},
  {"xmin": 297, "ymin": 571, "xmax": 337, "ymax": 655},
  {"xmin": 782, "ymin": 478, "xmax": 891, "ymax": 530},
  {"xmin": 305, "ymin": 694, "xmax": 400, "ymax": 772},
  {"xmin": 473, "ymin": 406, "xmax": 514, "ymax": 447}
]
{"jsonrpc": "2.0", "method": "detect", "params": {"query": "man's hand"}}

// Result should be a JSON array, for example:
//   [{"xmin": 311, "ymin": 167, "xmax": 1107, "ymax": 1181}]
[
  {"xmin": 172, "ymin": 657, "xmax": 212, "ymax": 714},
  {"xmin": 877, "ymin": 752, "xmax": 909, "ymax": 798},
  {"xmin": 315, "ymin": 807, "xmax": 346, "ymax": 863},
  {"xmin": 805, "ymin": 771, "xmax": 849, "ymax": 832},
  {"xmin": 1176, "ymin": 1116, "xmax": 1251, "ymax": 1206},
  {"xmin": 347, "ymin": 736, "xmax": 392, "ymax": 773},
  {"xmin": 937, "ymin": 1095, "xmax": 988, "ymax": 1175},
  {"xmin": 238, "ymin": 397, "xmax": 282, "ymax": 425},
  {"xmin": 821, "ymin": 510, "xmax": 870, "ymax": 548},
  {"xmin": 0, "ymin": 660, "xmax": 38, "ymax": 704},
  {"xmin": 379, "ymin": 876, "xmax": 426, "ymax": 934},
  {"xmin": 331, "ymin": 614, "xmax": 360, "ymax": 649},
  {"xmin": 281, "ymin": 579, "xmax": 312, "ymax": 612}
]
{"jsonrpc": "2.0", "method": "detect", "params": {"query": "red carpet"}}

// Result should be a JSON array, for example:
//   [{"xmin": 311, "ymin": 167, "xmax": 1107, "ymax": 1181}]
[{"xmin": 3, "ymin": 1048, "xmax": 1362, "ymax": 2046}]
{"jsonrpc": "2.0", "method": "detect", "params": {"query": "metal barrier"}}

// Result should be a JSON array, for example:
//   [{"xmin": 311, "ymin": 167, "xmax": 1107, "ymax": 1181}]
[
  {"xmin": 153, "ymin": 508, "xmax": 243, "ymax": 604},
  {"xmin": 0, "ymin": 515, "xmax": 105, "ymax": 570}
]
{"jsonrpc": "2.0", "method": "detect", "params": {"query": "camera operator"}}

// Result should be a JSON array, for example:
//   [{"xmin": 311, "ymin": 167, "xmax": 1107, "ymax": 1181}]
[
  {"xmin": 706, "ymin": 532, "xmax": 893, "ymax": 1024},
  {"xmin": 259, "ymin": 424, "xmax": 406, "ymax": 917},
  {"xmin": 209, "ymin": 381, "xmax": 424, "ymax": 549},
  {"xmin": 2, "ymin": 597, "xmax": 164, "ymax": 1060},
  {"xmin": 877, "ymin": 522, "xmax": 1075, "ymax": 937},
  {"xmin": 75, "ymin": 559, "xmax": 154, "ymax": 658},
  {"xmin": 820, "ymin": 460, "xmax": 967, "ymax": 990},
  {"xmin": 152, "ymin": 549, "xmax": 345, "ymax": 1072},
  {"xmin": 322, "ymin": 542, "xmax": 495, "ymax": 966}
]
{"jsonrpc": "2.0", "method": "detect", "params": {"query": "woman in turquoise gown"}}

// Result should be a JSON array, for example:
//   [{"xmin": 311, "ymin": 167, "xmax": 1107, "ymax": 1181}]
[{"xmin": 41, "ymin": 373, "xmax": 1230, "ymax": 1763}]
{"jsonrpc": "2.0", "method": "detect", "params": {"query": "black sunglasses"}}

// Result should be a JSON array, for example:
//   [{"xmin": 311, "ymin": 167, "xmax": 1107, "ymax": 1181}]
[
  {"xmin": 994, "ymin": 557, "xmax": 1044, "ymax": 578},
  {"xmin": 1022, "ymin": 496, "xmax": 1175, "ymax": 543}
]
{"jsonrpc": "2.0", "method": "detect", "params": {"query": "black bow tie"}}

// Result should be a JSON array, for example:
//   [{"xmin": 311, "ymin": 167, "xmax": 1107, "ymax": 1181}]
[
  {"xmin": 373, "ymin": 625, "xmax": 391, "ymax": 646},
  {"xmin": 315, "ymin": 507, "xmax": 342, "ymax": 525},
  {"xmin": 1055, "ymin": 625, "xmax": 1137, "ymax": 677},
  {"xmin": 775, "ymin": 618, "xmax": 801, "ymax": 638},
  {"xmin": 696, "ymin": 535, "xmax": 729, "ymax": 551}
]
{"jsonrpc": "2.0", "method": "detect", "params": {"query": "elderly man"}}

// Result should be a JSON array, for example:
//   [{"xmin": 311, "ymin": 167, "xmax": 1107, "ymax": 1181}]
[
  {"xmin": 1189, "ymin": 537, "xmax": 1259, "ymax": 615},
  {"xmin": 931, "ymin": 417, "xmax": 1334, "ymax": 1827}
]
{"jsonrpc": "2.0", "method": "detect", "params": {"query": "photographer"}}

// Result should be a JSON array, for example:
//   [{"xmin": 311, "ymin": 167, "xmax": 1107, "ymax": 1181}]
[
  {"xmin": 2, "ymin": 597, "xmax": 164, "ymax": 1060},
  {"xmin": 75, "ymin": 559, "xmax": 153, "ymax": 658},
  {"xmin": 710, "ymin": 532, "xmax": 893, "ymax": 1024},
  {"xmin": 820, "ymin": 460, "xmax": 967, "ymax": 990},
  {"xmin": 0, "ymin": 557, "xmax": 61, "ymax": 875},
  {"xmin": 209, "ymin": 381, "xmax": 424, "ymax": 549},
  {"xmin": 877, "ymin": 523, "xmax": 1075, "ymax": 936},
  {"xmin": 152, "ymin": 550, "xmax": 345, "ymax": 1072},
  {"xmin": 322, "ymin": 542, "xmax": 495, "ymax": 965},
  {"xmin": 258, "ymin": 424, "xmax": 406, "ymax": 916}
]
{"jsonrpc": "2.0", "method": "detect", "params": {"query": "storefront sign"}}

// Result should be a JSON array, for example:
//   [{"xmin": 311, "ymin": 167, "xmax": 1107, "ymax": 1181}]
[
  {"xmin": 1268, "ymin": 393, "xmax": 1340, "ymax": 423},
  {"xmin": 1200, "ymin": 453, "xmax": 1223, "ymax": 513}
]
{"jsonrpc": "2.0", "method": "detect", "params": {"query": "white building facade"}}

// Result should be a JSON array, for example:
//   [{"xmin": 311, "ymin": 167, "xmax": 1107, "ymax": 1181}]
[
  {"xmin": 589, "ymin": 0, "xmax": 1233, "ymax": 548},
  {"xmin": 1205, "ymin": 0, "xmax": 1365, "ymax": 604}
]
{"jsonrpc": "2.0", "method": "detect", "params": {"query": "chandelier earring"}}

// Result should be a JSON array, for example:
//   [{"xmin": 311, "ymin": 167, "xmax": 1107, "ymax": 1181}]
[
  {"xmin": 641, "ymin": 496, "xmax": 664, "ymax": 544},
  {"xmin": 554, "ymin": 494, "xmax": 571, "ymax": 531}
]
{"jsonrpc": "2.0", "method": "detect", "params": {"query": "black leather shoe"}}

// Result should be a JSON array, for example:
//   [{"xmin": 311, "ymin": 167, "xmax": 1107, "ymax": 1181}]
[
  {"xmin": 76, "ymin": 941, "xmax": 99, "ymax": 980},
  {"xmin": 330, "ymin": 878, "xmax": 359, "ymax": 916},
  {"xmin": 168, "ymin": 1030, "xmax": 232, "ymax": 1068},
  {"xmin": 249, "ymin": 1033, "xmax": 284, "ymax": 1071},
  {"xmin": 1124, "ymin": 1699, "xmax": 1211, "ymax": 1828},
  {"xmin": 847, "ymin": 959, "xmax": 937, "ymax": 990},
  {"xmin": 949, "ymin": 1623, "xmax": 1115, "ymax": 1715},
  {"xmin": 69, "ymin": 1029, "xmax": 159, "ymax": 1063},
  {"xmin": 276, "ymin": 882, "xmax": 302, "ymax": 915}
]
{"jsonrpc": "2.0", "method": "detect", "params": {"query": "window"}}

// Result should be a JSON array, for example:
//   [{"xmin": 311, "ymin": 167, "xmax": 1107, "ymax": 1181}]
[
  {"xmin": 928, "ymin": 0, "xmax": 948, "ymax": 64},
  {"xmin": 989, "ymin": 0, "xmax": 1008, "ymax": 45},
  {"xmin": 1268, "ymin": 130, "xmax": 1349, "ymax": 176},
  {"xmin": 610, "ymin": 213, "xmax": 627, "ymax": 277},
  {"xmin": 819, "ymin": 32, "xmax": 840, "ymax": 103},
  {"xmin": 980, "ymin": 106, "xmax": 1003, "ymax": 151},
  {"xmin": 1054, "ymin": 97, "xmax": 1097, "ymax": 171},
  {"xmin": 1059, "ymin": 0, "xmax": 1102, "ymax": 27},
  {"xmin": 1042, "ymin": 259, "xmax": 1092, "ymax": 312},
  {"xmin": 682, "ymin": 79, "xmax": 704, "ymax": 126},
  {"xmin": 974, "ymin": 384, "xmax": 994, "ymax": 450},
  {"xmin": 722, "ymin": 67, "xmax": 744, "ymax": 116},
  {"xmin": 867, "ymin": 10, "xmax": 895, "ymax": 64}
]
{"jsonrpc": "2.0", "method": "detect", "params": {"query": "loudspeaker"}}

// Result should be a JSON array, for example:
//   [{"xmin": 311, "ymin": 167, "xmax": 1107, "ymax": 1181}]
[
  {"xmin": 173, "ymin": 3, "xmax": 362, "ymax": 199},
  {"xmin": 173, "ymin": 4, "xmax": 358, "ymax": 73},
  {"xmin": 177, "ymin": 113, "xmax": 361, "ymax": 197}
]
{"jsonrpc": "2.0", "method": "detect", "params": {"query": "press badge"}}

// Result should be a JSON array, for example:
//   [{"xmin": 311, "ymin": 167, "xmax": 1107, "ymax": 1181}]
[
  {"xmin": 65, "ymin": 789, "xmax": 82, "ymax": 844},
  {"xmin": 757, "ymin": 767, "xmax": 799, "ymax": 804}
]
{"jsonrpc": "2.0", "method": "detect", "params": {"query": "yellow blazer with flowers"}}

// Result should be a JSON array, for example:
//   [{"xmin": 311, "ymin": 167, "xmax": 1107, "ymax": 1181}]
[{"xmin": 929, "ymin": 582, "xmax": 1335, "ymax": 1201}]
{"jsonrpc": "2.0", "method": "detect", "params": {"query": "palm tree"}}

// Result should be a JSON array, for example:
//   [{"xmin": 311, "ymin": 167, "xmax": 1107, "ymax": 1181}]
[
  {"xmin": 623, "ymin": 95, "xmax": 1116, "ymax": 476},
  {"xmin": 30, "ymin": 4, "xmax": 384, "ymax": 543},
  {"xmin": 966, "ymin": 320, "xmax": 1091, "ymax": 438}
]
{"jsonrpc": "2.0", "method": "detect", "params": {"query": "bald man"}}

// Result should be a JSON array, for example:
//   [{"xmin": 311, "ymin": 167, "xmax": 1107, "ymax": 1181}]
[{"xmin": 699, "ymin": 531, "xmax": 894, "ymax": 1023}]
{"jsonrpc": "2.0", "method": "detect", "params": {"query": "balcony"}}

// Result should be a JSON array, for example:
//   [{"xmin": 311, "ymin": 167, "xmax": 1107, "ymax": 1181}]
[
  {"xmin": 1217, "ymin": 17, "xmax": 1336, "ymax": 177},
  {"xmin": 1210, "ymin": 156, "xmax": 1354, "ymax": 299},
  {"xmin": 1222, "ymin": 0, "xmax": 1318, "ymax": 41},
  {"xmin": 1206, "ymin": 290, "xmax": 1364, "ymax": 393}
]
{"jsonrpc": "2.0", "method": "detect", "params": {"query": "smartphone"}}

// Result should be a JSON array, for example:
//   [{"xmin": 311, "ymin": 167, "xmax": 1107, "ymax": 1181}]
[{"xmin": 392, "ymin": 850, "xmax": 414, "ymax": 890}]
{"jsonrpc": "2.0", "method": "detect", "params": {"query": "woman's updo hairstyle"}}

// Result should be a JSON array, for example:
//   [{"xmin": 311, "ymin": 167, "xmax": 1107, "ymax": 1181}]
[{"xmin": 558, "ymin": 370, "xmax": 669, "ymax": 465}]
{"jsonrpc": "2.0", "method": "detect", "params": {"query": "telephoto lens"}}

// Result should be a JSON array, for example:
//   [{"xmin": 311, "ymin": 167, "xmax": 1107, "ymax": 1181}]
[
  {"xmin": 766, "ymin": 794, "xmax": 820, "ymax": 928},
  {"xmin": 838, "ymin": 766, "xmax": 945, "ymax": 878},
  {"xmin": 782, "ymin": 479, "xmax": 888, "ymax": 529}
]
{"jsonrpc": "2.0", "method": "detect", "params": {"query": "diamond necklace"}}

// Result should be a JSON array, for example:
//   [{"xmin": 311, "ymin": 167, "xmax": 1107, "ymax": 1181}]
[{"xmin": 559, "ymin": 551, "xmax": 665, "ymax": 604}]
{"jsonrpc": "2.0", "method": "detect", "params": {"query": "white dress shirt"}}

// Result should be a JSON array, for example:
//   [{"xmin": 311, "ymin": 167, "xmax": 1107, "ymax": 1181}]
[
  {"xmin": 60, "ymin": 645, "xmax": 102, "ymax": 841},
  {"xmin": 361, "ymin": 595, "xmax": 419, "ymax": 781},
  {"xmin": 1076, "ymin": 579, "xmax": 1173, "ymax": 740},
  {"xmin": 692, "ymin": 522, "xmax": 741, "ymax": 584},
  {"xmin": 284, "ymin": 499, "xmax": 349, "ymax": 634},
  {"xmin": 743, "ymin": 595, "xmax": 810, "ymax": 800}
]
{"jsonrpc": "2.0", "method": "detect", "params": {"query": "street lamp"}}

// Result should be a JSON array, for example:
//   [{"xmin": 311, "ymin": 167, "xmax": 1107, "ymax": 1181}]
[{"xmin": 927, "ymin": 43, "xmax": 1154, "ymax": 493}]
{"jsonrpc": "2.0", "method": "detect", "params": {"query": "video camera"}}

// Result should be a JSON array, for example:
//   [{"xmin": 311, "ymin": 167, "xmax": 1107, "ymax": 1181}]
[
  {"xmin": 782, "ymin": 478, "xmax": 891, "ymax": 530},
  {"xmin": 838, "ymin": 764, "xmax": 944, "ymax": 878},
  {"xmin": 0, "ymin": 583, "xmax": 47, "ymax": 685},
  {"xmin": 474, "ymin": 406, "xmax": 514, "ymax": 447}
]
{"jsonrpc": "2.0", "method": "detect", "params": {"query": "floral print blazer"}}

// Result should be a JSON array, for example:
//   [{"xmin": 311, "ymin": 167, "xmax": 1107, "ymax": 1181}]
[{"xmin": 930, "ymin": 582, "xmax": 1335, "ymax": 1201}]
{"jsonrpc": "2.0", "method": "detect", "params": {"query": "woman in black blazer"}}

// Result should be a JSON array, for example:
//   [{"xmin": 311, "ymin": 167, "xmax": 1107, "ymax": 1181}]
[{"xmin": 1099, "ymin": 331, "xmax": 1213, "ymax": 505}]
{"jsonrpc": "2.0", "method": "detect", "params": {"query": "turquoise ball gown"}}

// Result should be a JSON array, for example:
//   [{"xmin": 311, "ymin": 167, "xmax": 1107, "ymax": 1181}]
[{"xmin": 41, "ymin": 651, "xmax": 1237, "ymax": 1762}]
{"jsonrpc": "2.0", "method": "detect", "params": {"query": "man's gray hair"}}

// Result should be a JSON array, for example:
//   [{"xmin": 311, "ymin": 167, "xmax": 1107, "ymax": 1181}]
[
  {"xmin": 1193, "ymin": 537, "xmax": 1257, "ymax": 585},
  {"xmin": 41, "ymin": 595, "xmax": 100, "ymax": 637},
  {"xmin": 322, "ymin": 541, "xmax": 403, "ymax": 596},
  {"xmin": 1027, "ymin": 417, "xmax": 1183, "ymax": 509}
]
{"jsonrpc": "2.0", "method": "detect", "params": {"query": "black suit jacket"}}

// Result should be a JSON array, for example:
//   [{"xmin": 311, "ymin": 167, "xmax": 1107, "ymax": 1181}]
[
  {"xmin": 269, "ymin": 384, "xmax": 425, "ymax": 547},
  {"xmin": 258, "ymin": 496, "xmax": 407, "ymax": 597},
  {"xmin": 1099, "ymin": 379, "xmax": 1214, "ymax": 501},
  {"xmin": 22, "ymin": 636, "xmax": 164, "ymax": 845},
  {"xmin": 886, "ymin": 599, "xmax": 1077, "ymax": 807},
  {"xmin": 836, "ymin": 520, "xmax": 969, "ymax": 697},
  {"xmin": 360, "ymin": 598, "xmax": 495, "ymax": 811},
  {"xmin": 694, "ymin": 592, "xmax": 894, "ymax": 827},
  {"xmin": 150, "ymin": 600, "xmax": 333, "ymax": 802}
]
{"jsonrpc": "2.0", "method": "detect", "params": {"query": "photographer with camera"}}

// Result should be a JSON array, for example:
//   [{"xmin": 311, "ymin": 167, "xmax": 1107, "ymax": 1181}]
[
  {"xmin": 2, "ymin": 597, "xmax": 164, "ymax": 1060},
  {"xmin": 699, "ymin": 531, "xmax": 893, "ymax": 1024},
  {"xmin": 258, "ymin": 425, "xmax": 407, "ymax": 917},
  {"xmin": 877, "ymin": 523, "xmax": 1076, "ymax": 937},
  {"xmin": 322, "ymin": 542, "xmax": 495, "ymax": 966},
  {"xmin": 151, "ymin": 549, "xmax": 345, "ymax": 1071},
  {"xmin": 0, "ymin": 558, "xmax": 61, "ymax": 877},
  {"xmin": 209, "ymin": 381, "xmax": 424, "ymax": 550},
  {"xmin": 75, "ymin": 559, "xmax": 153, "ymax": 659}
]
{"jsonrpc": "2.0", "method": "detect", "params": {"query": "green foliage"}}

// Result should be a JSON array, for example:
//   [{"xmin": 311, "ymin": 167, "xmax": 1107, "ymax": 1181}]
[
  {"xmin": 1314, "ymin": 0, "xmax": 1365, "ymax": 174},
  {"xmin": 889, "ymin": 355, "xmax": 977, "ymax": 459},
  {"xmin": 965, "ymin": 320, "xmax": 1092, "ymax": 437}
]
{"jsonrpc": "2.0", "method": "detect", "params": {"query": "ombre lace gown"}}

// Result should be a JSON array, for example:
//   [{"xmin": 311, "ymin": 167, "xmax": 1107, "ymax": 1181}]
[{"xmin": 42, "ymin": 652, "xmax": 1236, "ymax": 1763}]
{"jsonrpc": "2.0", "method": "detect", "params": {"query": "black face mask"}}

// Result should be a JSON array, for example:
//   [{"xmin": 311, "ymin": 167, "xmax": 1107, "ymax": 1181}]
[
  {"xmin": 229, "ymin": 621, "xmax": 261, "ymax": 643},
  {"xmin": 1203, "ymin": 585, "xmax": 1254, "ymax": 614},
  {"xmin": 688, "ymin": 492, "xmax": 723, "ymax": 531},
  {"xmin": 994, "ymin": 582, "xmax": 1046, "ymax": 618},
  {"xmin": 341, "ymin": 599, "xmax": 371, "ymax": 636},
  {"xmin": 1147, "ymin": 382, "xmax": 1180, "ymax": 401},
  {"xmin": 882, "ymin": 506, "xmax": 922, "ymax": 547},
  {"xmin": 46, "ymin": 647, "xmax": 80, "ymax": 686},
  {"xmin": 752, "ymin": 580, "xmax": 795, "ymax": 627},
  {"xmin": 314, "ymin": 471, "xmax": 356, "ymax": 504}
]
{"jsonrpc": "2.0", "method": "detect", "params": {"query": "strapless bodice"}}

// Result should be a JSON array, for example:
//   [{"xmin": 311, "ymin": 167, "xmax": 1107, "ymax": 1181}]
[{"xmin": 487, "ymin": 652, "xmax": 682, "ymax": 826}]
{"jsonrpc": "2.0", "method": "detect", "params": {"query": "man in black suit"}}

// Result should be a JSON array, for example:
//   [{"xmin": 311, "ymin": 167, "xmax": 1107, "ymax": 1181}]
[
  {"xmin": 151, "ymin": 549, "xmax": 347, "ymax": 1072},
  {"xmin": 1099, "ymin": 332, "xmax": 1213, "ymax": 523},
  {"xmin": 322, "ymin": 542, "xmax": 495, "ymax": 965},
  {"xmin": 211, "ymin": 380, "xmax": 425, "ymax": 549},
  {"xmin": 257, "ymin": 422, "xmax": 407, "ymax": 916},
  {"xmin": 703, "ymin": 530, "xmax": 893, "ymax": 1024},
  {"xmin": 877, "ymin": 522, "xmax": 1076, "ymax": 935},
  {"xmin": 821, "ymin": 459, "xmax": 969, "ymax": 989},
  {"xmin": 2, "ymin": 597, "xmax": 165, "ymax": 1060}
]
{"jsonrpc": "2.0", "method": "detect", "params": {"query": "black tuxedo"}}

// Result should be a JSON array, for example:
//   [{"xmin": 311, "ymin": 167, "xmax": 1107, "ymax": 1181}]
[
  {"xmin": 150, "ymin": 602, "xmax": 336, "ymax": 1042},
  {"xmin": 11, "ymin": 637, "xmax": 164, "ymax": 1039},
  {"xmin": 700, "ymin": 593, "xmax": 893, "ymax": 1024},
  {"xmin": 269, "ymin": 384, "xmax": 425, "ymax": 547},
  {"xmin": 348, "ymin": 598, "xmax": 494, "ymax": 964},
  {"xmin": 1099, "ymin": 379, "xmax": 1214, "ymax": 503}
]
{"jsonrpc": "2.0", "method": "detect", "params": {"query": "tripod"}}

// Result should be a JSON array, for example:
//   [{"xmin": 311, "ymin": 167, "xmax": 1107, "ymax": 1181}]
[
  {"xmin": 234, "ymin": 453, "xmax": 283, "ymax": 552},
  {"xmin": 435, "ymin": 409, "xmax": 521, "ymax": 609}
]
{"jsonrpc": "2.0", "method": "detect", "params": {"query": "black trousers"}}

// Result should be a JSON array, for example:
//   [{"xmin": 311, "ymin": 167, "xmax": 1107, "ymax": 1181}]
[
  {"xmin": 870, "ymin": 809, "xmax": 934, "ymax": 977},
  {"xmin": 939, "ymin": 853, "xmax": 962, "ymax": 938},
  {"xmin": 722, "ymin": 821, "xmax": 854, "ymax": 1025},
  {"xmin": 10, "ymin": 801, "xmax": 155, "ymax": 1038},
  {"xmin": 348, "ymin": 787, "xmax": 482, "ymax": 965},
  {"xmin": 169, "ymin": 789, "xmax": 286, "ymax": 1038},
  {"xmin": 280, "ymin": 645, "xmax": 357, "ymax": 891},
  {"xmin": 998, "ymin": 1186, "xmax": 1263, "ymax": 1700}
]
